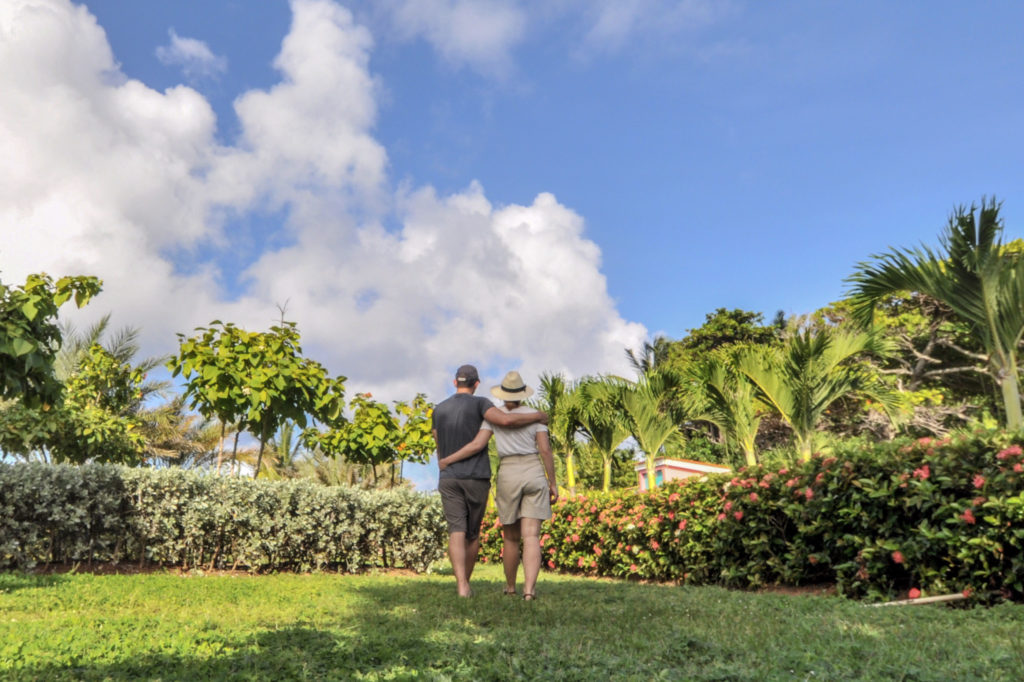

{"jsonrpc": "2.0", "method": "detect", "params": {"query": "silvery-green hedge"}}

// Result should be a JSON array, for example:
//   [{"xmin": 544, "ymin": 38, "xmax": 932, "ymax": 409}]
[{"xmin": 0, "ymin": 463, "xmax": 446, "ymax": 572}]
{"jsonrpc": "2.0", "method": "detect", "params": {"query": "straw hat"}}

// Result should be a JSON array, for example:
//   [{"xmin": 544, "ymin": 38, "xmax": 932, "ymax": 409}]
[{"xmin": 490, "ymin": 370, "xmax": 534, "ymax": 401}]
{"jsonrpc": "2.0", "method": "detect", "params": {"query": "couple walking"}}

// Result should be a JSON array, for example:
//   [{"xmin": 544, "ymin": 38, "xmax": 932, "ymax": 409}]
[{"xmin": 433, "ymin": 364, "xmax": 557, "ymax": 600}]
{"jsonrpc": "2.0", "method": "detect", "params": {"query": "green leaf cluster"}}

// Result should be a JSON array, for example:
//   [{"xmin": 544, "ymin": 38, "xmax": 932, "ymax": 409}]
[{"xmin": 0, "ymin": 273, "xmax": 100, "ymax": 408}]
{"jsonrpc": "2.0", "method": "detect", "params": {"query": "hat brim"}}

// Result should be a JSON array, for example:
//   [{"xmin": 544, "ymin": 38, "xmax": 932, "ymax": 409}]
[{"xmin": 490, "ymin": 385, "xmax": 534, "ymax": 402}]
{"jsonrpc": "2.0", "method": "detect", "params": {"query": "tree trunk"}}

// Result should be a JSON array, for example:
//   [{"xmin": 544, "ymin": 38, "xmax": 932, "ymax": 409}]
[
  {"xmin": 602, "ymin": 455, "xmax": 612, "ymax": 492},
  {"xmin": 999, "ymin": 369, "xmax": 1023, "ymax": 430},
  {"xmin": 253, "ymin": 421, "xmax": 269, "ymax": 479},
  {"xmin": 215, "ymin": 421, "xmax": 226, "ymax": 475},
  {"xmin": 565, "ymin": 451, "xmax": 577, "ymax": 495},
  {"xmin": 645, "ymin": 452, "xmax": 656, "ymax": 490}
]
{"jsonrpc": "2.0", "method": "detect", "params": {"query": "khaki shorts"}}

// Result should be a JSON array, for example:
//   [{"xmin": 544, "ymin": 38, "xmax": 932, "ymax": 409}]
[
  {"xmin": 438, "ymin": 478, "xmax": 490, "ymax": 541},
  {"xmin": 495, "ymin": 454, "xmax": 552, "ymax": 525}
]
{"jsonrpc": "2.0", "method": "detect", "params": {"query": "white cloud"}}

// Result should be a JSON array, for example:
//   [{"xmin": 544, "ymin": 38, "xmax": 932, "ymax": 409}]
[
  {"xmin": 155, "ymin": 28, "xmax": 228, "ymax": 80},
  {"xmin": 375, "ymin": 0, "xmax": 526, "ymax": 77},
  {"xmin": 0, "ymin": 0, "xmax": 646, "ymax": 405}
]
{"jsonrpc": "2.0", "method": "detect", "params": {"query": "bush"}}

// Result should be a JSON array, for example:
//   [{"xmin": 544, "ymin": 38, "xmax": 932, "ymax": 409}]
[
  {"xmin": 0, "ymin": 464, "xmax": 447, "ymax": 573},
  {"xmin": 480, "ymin": 429, "xmax": 1024, "ymax": 602}
]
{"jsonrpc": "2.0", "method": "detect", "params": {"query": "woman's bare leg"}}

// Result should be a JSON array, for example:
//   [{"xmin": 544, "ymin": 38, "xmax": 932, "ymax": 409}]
[
  {"xmin": 502, "ymin": 521, "xmax": 521, "ymax": 593},
  {"xmin": 520, "ymin": 517, "xmax": 542, "ymax": 598}
]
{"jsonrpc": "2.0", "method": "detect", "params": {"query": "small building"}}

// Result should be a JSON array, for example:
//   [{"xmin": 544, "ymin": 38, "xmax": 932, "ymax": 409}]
[{"xmin": 635, "ymin": 457, "xmax": 731, "ymax": 490}]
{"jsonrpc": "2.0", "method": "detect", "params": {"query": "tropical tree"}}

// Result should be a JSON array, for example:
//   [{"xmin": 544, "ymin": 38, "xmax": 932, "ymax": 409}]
[
  {"xmin": 682, "ymin": 352, "xmax": 762, "ymax": 467},
  {"xmin": 737, "ymin": 328, "xmax": 901, "ymax": 462},
  {"xmin": 303, "ymin": 392, "xmax": 434, "ymax": 487},
  {"xmin": 535, "ymin": 372, "xmax": 582, "ymax": 494},
  {"xmin": 169, "ymin": 320, "xmax": 346, "ymax": 478},
  {"xmin": 624, "ymin": 336, "xmax": 673, "ymax": 376},
  {"xmin": 847, "ymin": 198, "xmax": 1024, "ymax": 429},
  {"xmin": 574, "ymin": 377, "xmax": 632, "ymax": 491},
  {"xmin": 620, "ymin": 371, "xmax": 683, "ymax": 490},
  {"xmin": 0, "ymin": 273, "xmax": 101, "ymax": 408}
]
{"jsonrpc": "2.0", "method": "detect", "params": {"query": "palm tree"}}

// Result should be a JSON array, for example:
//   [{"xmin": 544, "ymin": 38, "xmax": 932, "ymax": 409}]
[
  {"xmin": 682, "ymin": 353, "xmax": 762, "ymax": 467},
  {"xmin": 847, "ymin": 198, "xmax": 1024, "ymax": 429},
  {"xmin": 259, "ymin": 421, "xmax": 308, "ymax": 480},
  {"xmin": 620, "ymin": 371, "xmax": 683, "ymax": 490},
  {"xmin": 535, "ymin": 372, "xmax": 582, "ymax": 494},
  {"xmin": 624, "ymin": 335, "xmax": 674, "ymax": 376},
  {"xmin": 737, "ymin": 328, "xmax": 901, "ymax": 462},
  {"xmin": 575, "ymin": 377, "xmax": 632, "ymax": 491}
]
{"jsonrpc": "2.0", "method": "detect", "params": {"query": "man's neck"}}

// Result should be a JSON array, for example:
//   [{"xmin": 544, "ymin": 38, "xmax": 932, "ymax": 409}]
[{"xmin": 455, "ymin": 387, "xmax": 475, "ymax": 395}]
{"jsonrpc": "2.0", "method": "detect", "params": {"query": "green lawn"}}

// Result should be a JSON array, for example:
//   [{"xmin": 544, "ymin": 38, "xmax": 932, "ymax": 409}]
[{"xmin": 1, "ymin": 565, "xmax": 1023, "ymax": 681}]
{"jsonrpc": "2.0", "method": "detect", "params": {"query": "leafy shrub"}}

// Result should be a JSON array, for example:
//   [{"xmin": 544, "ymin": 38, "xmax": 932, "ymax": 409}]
[
  {"xmin": 0, "ymin": 464, "xmax": 446, "ymax": 573},
  {"xmin": 480, "ymin": 429, "xmax": 1024, "ymax": 601}
]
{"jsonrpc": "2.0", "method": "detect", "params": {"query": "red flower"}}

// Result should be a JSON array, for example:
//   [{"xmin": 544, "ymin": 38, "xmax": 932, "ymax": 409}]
[
  {"xmin": 815, "ymin": 472, "xmax": 825, "ymax": 484},
  {"xmin": 590, "ymin": 560, "xmax": 597, "ymax": 568},
  {"xmin": 577, "ymin": 557, "xmax": 585, "ymax": 567},
  {"xmin": 650, "ymin": 540, "xmax": 660, "ymax": 550},
  {"xmin": 961, "ymin": 508, "xmax": 976, "ymax": 524},
  {"xmin": 804, "ymin": 488, "xmax": 814, "ymax": 500},
  {"xmin": 593, "ymin": 545, "xmax": 603, "ymax": 556},
  {"xmin": 541, "ymin": 533, "xmax": 550, "ymax": 546},
  {"xmin": 1014, "ymin": 463, "xmax": 1023, "ymax": 473},
  {"xmin": 724, "ymin": 501, "xmax": 733, "ymax": 512},
  {"xmin": 962, "ymin": 587, "xmax": 973, "ymax": 598},
  {"xmin": 808, "ymin": 555, "xmax": 819, "ymax": 565},
  {"xmin": 998, "ymin": 444, "xmax": 1023, "ymax": 460},
  {"xmin": 891, "ymin": 551, "xmax": 904, "ymax": 564},
  {"xmin": 678, "ymin": 520, "xmax": 687, "ymax": 530},
  {"xmin": 733, "ymin": 511, "xmax": 744, "ymax": 521},
  {"xmin": 785, "ymin": 478, "xmax": 799, "ymax": 488},
  {"xmin": 908, "ymin": 588, "xmax": 921, "ymax": 599},
  {"xmin": 759, "ymin": 480, "xmax": 771, "ymax": 489},
  {"xmin": 548, "ymin": 560, "xmax": 555, "ymax": 569},
  {"xmin": 749, "ymin": 492, "xmax": 759, "ymax": 502},
  {"xmin": 630, "ymin": 564, "xmax": 638, "ymax": 573},
  {"xmin": 972, "ymin": 474, "xmax": 986, "ymax": 489},
  {"xmin": 912, "ymin": 464, "xmax": 930, "ymax": 480},
  {"xmin": 571, "ymin": 534, "xmax": 580, "ymax": 543},
  {"xmin": 668, "ymin": 493, "xmax": 680, "ymax": 502},
  {"xmin": 778, "ymin": 468, "xmax": 789, "ymax": 475},
  {"xmin": 717, "ymin": 513, "xmax": 727, "ymax": 521}
]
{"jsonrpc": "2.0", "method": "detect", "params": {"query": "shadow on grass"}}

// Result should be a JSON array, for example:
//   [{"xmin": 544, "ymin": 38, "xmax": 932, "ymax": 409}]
[
  {"xmin": 0, "ymin": 571, "xmax": 67, "ymax": 593},
  {"xmin": 8, "ymin": 575, "xmax": 724, "ymax": 681}
]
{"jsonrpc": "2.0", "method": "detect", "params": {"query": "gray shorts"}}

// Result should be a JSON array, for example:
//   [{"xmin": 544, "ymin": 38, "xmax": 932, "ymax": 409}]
[{"xmin": 438, "ymin": 478, "xmax": 490, "ymax": 541}]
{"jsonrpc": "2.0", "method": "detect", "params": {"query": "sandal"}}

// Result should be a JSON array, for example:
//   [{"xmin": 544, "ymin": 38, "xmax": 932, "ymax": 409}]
[
  {"xmin": 502, "ymin": 587, "xmax": 517, "ymax": 596},
  {"xmin": 523, "ymin": 592, "xmax": 536, "ymax": 601}
]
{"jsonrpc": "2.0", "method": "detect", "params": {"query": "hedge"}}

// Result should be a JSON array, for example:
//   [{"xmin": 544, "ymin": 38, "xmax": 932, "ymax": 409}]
[
  {"xmin": 479, "ymin": 429, "xmax": 1024, "ymax": 602},
  {"xmin": 0, "ymin": 464, "xmax": 447, "ymax": 573}
]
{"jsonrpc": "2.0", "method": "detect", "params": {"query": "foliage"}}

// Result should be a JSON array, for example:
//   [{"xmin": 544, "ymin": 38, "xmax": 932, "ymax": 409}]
[
  {"xmin": 620, "ymin": 371, "xmax": 684, "ymax": 489},
  {"xmin": 738, "ymin": 327, "xmax": 903, "ymax": 461},
  {"xmin": 480, "ymin": 427, "xmax": 1024, "ymax": 603},
  {"xmin": 0, "ymin": 345, "xmax": 146, "ymax": 463},
  {"xmin": 573, "ymin": 377, "xmax": 632, "ymax": 491},
  {"xmin": 682, "ymin": 351, "xmax": 762, "ymax": 467},
  {"xmin": 303, "ymin": 393, "xmax": 435, "ymax": 487},
  {"xmin": 0, "ymin": 464, "xmax": 446, "ymax": 573},
  {"xmin": 168, "ymin": 320, "xmax": 346, "ymax": 477},
  {"xmin": 0, "ymin": 273, "xmax": 101, "ymax": 408},
  {"xmin": 847, "ymin": 197, "xmax": 1024, "ymax": 429},
  {"xmin": 535, "ymin": 372, "xmax": 581, "ymax": 493}
]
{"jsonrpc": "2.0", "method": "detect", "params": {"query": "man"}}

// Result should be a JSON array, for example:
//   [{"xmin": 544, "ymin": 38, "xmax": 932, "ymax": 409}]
[{"xmin": 432, "ymin": 364, "xmax": 548, "ymax": 597}]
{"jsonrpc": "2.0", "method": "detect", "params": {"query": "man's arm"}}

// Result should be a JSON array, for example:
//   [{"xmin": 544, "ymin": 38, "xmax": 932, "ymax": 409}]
[
  {"xmin": 484, "ymin": 406, "xmax": 549, "ymax": 428},
  {"xmin": 438, "ymin": 428, "xmax": 493, "ymax": 470}
]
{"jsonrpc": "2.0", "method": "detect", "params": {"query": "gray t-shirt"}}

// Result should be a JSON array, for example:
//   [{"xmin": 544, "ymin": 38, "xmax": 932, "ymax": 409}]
[{"xmin": 433, "ymin": 393, "xmax": 494, "ymax": 480}]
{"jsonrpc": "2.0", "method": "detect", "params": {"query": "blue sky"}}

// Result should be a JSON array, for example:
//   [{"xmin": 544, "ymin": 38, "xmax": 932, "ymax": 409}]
[
  {"xmin": 78, "ymin": 0, "xmax": 1024, "ymax": 337},
  {"xmin": 2, "ymin": 1, "xmax": 1024, "ymax": 484}
]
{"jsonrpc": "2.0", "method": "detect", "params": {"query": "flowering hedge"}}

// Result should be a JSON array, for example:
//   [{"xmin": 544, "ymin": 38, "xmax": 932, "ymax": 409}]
[
  {"xmin": 480, "ymin": 430, "xmax": 1024, "ymax": 601},
  {"xmin": 0, "ymin": 464, "xmax": 446, "ymax": 573}
]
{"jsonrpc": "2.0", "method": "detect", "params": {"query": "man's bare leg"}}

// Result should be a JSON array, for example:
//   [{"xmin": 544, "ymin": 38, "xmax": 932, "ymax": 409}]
[
  {"xmin": 521, "ymin": 518, "xmax": 542, "ymax": 599},
  {"xmin": 449, "ymin": 532, "xmax": 477, "ymax": 597},
  {"xmin": 501, "ymin": 521, "xmax": 522, "ymax": 594}
]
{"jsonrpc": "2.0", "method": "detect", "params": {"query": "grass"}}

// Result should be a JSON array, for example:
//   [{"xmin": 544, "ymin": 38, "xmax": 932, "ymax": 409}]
[{"xmin": 1, "ymin": 565, "xmax": 1023, "ymax": 681}]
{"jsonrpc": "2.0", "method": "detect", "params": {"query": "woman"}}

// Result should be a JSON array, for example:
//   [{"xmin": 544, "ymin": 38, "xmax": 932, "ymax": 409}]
[{"xmin": 438, "ymin": 370, "xmax": 557, "ymax": 600}]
